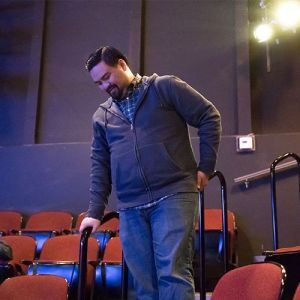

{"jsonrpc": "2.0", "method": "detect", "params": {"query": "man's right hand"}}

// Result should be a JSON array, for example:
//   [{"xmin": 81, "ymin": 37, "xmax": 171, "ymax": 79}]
[{"xmin": 79, "ymin": 217, "xmax": 101, "ymax": 233}]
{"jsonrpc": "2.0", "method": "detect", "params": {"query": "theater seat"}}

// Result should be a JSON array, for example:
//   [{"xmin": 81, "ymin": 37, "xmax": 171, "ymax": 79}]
[
  {"xmin": 0, "ymin": 211, "xmax": 22, "ymax": 236},
  {"xmin": 27, "ymin": 234, "xmax": 98, "ymax": 299},
  {"xmin": 0, "ymin": 235, "xmax": 36, "ymax": 274},
  {"xmin": 94, "ymin": 236, "xmax": 123, "ymax": 300},
  {"xmin": 194, "ymin": 208, "xmax": 237, "ymax": 291},
  {"xmin": 16, "ymin": 211, "xmax": 73, "ymax": 258},
  {"xmin": 0, "ymin": 274, "xmax": 68, "ymax": 300},
  {"xmin": 211, "ymin": 262, "xmax": 286, "ymax": 300}
]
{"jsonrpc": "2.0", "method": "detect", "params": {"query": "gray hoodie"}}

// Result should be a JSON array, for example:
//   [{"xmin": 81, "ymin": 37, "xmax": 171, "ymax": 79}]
[{"xmin": 87, "ymin": 74, "xmax": 221, "ymax": 220}]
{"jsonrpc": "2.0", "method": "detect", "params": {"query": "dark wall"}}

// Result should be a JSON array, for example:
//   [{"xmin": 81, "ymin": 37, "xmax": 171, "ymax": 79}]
[
  {"xmin": 0, "ymin": 0, "xmax": 44, "ymax": 145},
  {"xmin": 1, "ymin": 0, "xmax": 248, "ymax": 145},
  {"xmin": 1, "ymin": 0, "xmax": 299, "ymax": 266},
  {"xmin": 37, "ymin": 0, "xmax": 138, "ymax": 143},
  {"xmin": 144, "ymin": 0, "xmax": 238, "ymax": 135}
]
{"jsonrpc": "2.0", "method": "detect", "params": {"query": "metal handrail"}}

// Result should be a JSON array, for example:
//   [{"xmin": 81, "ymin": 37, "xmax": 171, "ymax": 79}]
[
  {"xmin": 198, "ymin": 170, "xmax": 229, "ymax": 300},
  {"xmin": 78, "ymin": 226, "xmax": 92, "ymax": 300},
  {"xmin": 234, "ymin": 160, "xmax": 297, "ymax": 188},
  {"xmin": 210, "ymin": 171, "xmax": 229, "ymax": 272},
  {"xmin": 198, "ymin": 190, "xmax": 206, "ymax": 300},
  {"xmin": 121, "ymin": 255, "xmax": 128, "ymax": 300},
  {"xmin": 270, "ymin": 152, "xmax": 300, "ymax": 250}
]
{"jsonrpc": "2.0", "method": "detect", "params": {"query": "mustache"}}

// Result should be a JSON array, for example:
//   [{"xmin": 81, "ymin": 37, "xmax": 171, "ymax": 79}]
[{"xmin": 106, "ymin": 84, "xmax": 118, "ymax": 95}]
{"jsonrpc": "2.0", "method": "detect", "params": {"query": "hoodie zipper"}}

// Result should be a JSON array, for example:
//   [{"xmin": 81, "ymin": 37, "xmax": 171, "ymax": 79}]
[
  {"xmin": 102, "ymin": 77, "xmax": 156, "ymax": 198},
  {"xmin": 130, "ymin": 84, "xmax": 153, "ymax": 196},
  {"xmin": 131, "ymin": 123, "xmax": 152, "ymax": 194}
]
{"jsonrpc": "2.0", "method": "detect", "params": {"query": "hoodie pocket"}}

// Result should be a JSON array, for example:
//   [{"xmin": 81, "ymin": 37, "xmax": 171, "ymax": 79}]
[
  {"xmin": 111, "ymin": 150, "xmax": 145, "ymax": 196},
  {"xmin": 139, "ymin": 143, "xmax": 185, "ymax": 188}
]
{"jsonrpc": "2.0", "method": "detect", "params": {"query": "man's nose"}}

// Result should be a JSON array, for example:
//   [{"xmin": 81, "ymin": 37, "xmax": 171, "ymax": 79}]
[{"xmin": 99, "ymin": 81, "xmax": 109, "ymax": 91}]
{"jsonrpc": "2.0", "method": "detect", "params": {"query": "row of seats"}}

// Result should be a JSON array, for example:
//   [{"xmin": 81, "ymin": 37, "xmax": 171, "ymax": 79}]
[
  {"xmin": 0, "ymin": 210, "xmax": 120, "ymax": 258},
  {"xmin": 0, "ymin": 210, "xmax": 119, "ymax": 235},
  {"xmin": 0, "ymin": 210, "xmax": 122, "ymax": 299},
  {"xmin": 0, "ymin": 233, "xmax": 123, "ymax": 300},
  {"xmin": 1, "ymin": 208, "xmax": 299, "ymax": 299},
  {"xmin": 1, "ymin": 245, "xmax": 299, "ymax": 300},
  {"xmin": 0, "ymin": 208, "xmax": 238, "ymax": 296},
  {"xmin": 0, "ymin": 209, "xmax": 237, "ymax": 261}
]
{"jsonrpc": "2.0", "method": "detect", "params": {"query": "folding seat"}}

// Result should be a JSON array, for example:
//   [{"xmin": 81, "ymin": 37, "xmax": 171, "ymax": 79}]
[
  {"xmin": 194, "ymin": 209, "xmax": 237, "ymax": 292},
  {"xmin": 96, "ymin": 211, "xmax": 120, "ymax": 259},
  {"xmin": 99, "ymin": 211, "xmax": 119, "ymax": 232},
  {"xmin": 16, "ymin": 211, "xmax": 73, "ymax": 257},
  {"xmin": 195, "ymin": 209, "xmax": 237, "ymax": 261},
  {"xmin": 0, "ymin": 274, "xmax": 68, "ymax": 300},
  {"xmin": 0, "ymin": 211, "xmax": 22, "ymax": 236},
  {"xmin": 203, "ymin": 209, "xmax": 237, "ymax": 264},
  {"xmin": 75, "ymin": 211, "xmax": 120, "ymax": 259},
  {"xmin": 211, "ymin": 262, "xmax": 286, "ymax": 300},
  {"xmin": 94, "ymin": 236, "xmax": 123, "ymax": 300},
  {"xmin": 263, "ymin": 152, "xmax": 300, "ymax": 300},
  {"xmin": 0, "ymin": 235, "xmax": 36, "ymax": 274},
  {"xmin": 27, "ymin": 233, "xmax": 98, "ymax": 299}
]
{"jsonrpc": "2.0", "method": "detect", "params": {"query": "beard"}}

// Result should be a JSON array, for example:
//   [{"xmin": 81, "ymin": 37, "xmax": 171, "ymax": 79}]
[{"xmin": 107, "ymin": 84, "xmax": 122, "ymax": 100}]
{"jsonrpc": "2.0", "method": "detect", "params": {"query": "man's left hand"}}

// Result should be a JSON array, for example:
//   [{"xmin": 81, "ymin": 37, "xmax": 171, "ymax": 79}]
[{"xmin": 197, "ymin": 171, "xmax": 209, "ymax": 191}]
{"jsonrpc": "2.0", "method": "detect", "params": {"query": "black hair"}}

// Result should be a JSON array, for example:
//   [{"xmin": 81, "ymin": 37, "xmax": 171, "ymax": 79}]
[{"xmin": 85, "ymin": 46, "xmax": 129, "ymax": 71}]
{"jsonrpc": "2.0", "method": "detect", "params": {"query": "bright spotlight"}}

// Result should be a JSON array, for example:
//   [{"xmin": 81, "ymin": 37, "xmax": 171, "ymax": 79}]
[
  {"xmin": 254, "ymin": 23, "xmax": 274, "ymax": 42},
  {"xmin": 275, "ymin": 1, "xmax": 300, "ymax": 29}
]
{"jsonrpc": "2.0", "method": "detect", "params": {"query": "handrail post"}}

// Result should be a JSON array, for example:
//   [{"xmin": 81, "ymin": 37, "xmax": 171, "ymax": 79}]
[
  {"xmin": 198, "ymin": 170, "xmax": 229, "ymax": 300},
  {"xmin": 210, "ymin": 171, "xmax": 229, "ymax": 272},
  {"xmin": 78, "ymin": 226, "xmax": 92, "ymax": 300},
  {"xmin": 198, "ymin": 190, "xmax": 206, "ymax": 300},
  {"xmin": 121, "ymin": 255, "xmax": 128, "ymax": 300},
  {"xmin": 270, "ymin": 164, "xmax": 279, "ymax": 250},
  {"xmin": 270, "ymin": 152, "xmax": 300, "ymax": 250}
]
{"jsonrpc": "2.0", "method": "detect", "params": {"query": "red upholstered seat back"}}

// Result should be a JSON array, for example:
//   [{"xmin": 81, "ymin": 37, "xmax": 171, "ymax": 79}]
[
  {"xmin": 211, "ymin": 262, "xmax": 285, "ymax": 300},
  {"xmin": 0, "ymin": 274, "xmax": 68, "ymax": 300}
]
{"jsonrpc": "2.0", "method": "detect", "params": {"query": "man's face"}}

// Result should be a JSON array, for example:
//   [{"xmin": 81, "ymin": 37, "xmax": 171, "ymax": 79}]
[{"xmin": 89, "ymin": 59, "xmax": 131, "ymax": 100}]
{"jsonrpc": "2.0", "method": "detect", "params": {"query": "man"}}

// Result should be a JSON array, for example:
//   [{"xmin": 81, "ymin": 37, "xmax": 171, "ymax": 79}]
[{"xmin": 80, "ymin": 46, "xmax": 221, "ymax": 300}]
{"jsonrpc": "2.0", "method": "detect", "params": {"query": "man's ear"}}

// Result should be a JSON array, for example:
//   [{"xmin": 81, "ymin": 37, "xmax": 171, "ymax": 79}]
[{"xmin": 118, "ymin": 59, "xmax": 127, "ymax": 71}]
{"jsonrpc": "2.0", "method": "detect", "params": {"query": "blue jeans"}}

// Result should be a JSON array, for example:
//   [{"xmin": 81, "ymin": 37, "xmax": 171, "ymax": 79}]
[{"xmin": 119, "ymin": 192, "xmax": 198, "ymax": 300}]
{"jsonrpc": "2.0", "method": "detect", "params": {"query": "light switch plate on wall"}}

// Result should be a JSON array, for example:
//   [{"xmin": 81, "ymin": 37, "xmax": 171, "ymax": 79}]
[{"xmin": 236, "ymin": 134, "xmax": 256, "ymax": 152}]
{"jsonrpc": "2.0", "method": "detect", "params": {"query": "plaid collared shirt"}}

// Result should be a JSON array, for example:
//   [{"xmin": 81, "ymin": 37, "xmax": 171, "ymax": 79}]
[{"xmin": 114, "ymin": 74, "xmax": 145, "ymax": 124}]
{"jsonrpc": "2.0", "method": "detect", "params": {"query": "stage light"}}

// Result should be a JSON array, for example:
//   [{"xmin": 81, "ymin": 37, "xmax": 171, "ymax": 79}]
[
  {"xmin": 253, "ymin": 0, "xmax": 300, "ymax": 72},
  {"xmin": 275, "ymin": 0, "xmax": 300, "ymax": 29},
  {"xmin": 253, "ymin": 23, "xmax": 274, "ymax": 42}
]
